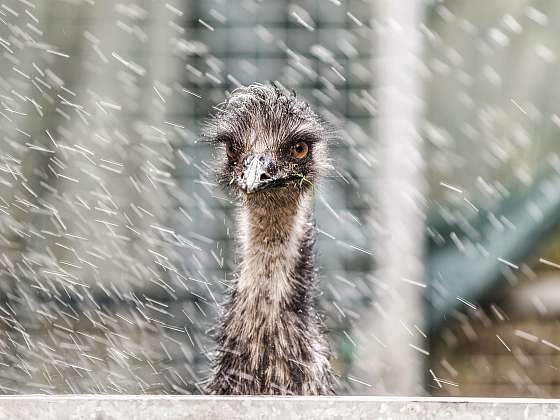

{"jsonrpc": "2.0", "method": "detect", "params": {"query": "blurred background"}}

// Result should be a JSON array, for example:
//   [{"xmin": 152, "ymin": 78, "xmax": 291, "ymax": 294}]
[{"xmin": 1, "ymin": 0, "xmax": 560, "ymax": 396}]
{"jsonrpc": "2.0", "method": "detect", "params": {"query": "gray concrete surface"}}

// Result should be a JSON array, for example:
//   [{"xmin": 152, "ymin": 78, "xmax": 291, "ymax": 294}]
[{"xmin": 0, "ymin": 396, "xmax": 559, "ymax": 420}]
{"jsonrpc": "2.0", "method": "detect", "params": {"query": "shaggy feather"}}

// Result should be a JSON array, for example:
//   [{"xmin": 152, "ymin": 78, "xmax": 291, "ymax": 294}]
[{"xmin": 205, "ymin": 83, "xmax": 334, "ymax": 395}]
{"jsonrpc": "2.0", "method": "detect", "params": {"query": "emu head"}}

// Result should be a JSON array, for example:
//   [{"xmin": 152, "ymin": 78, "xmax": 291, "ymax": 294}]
[{"xmin": 205, "ymin": 83, "xmax": 329, "ymax": 207}]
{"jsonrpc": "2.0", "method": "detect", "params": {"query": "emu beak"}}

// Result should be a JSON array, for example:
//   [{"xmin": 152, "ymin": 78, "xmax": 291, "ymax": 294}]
[{"xmin": 242, "ymin": 154, "xmax": 274, "ymax": 193}]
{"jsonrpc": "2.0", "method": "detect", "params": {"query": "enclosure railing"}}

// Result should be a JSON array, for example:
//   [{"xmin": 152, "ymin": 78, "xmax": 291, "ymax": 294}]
[{"xmin": 3, "ymin": 396, "xmax": 560, "ymax": 419}]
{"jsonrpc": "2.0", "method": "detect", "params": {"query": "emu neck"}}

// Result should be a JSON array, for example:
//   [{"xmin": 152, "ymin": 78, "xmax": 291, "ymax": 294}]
[
  {"xmin": 237, "ymin": 194, "xmax": 312, "ymax": 303},
  {"xmin": 209, "ymin": 192, "xmax": 331, "ymax": 395}
]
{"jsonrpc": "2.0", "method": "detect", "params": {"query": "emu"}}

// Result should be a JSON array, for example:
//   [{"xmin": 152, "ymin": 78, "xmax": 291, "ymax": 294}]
[{"xmin": 204, "ymin": 83, "xmax": 334, "ymax": 395}]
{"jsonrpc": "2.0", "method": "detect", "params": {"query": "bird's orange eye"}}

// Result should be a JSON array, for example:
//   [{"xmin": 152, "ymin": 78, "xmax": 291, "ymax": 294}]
[{"xmin": 291, "ymin": 142, "xmax": 309, "ymax": 159}]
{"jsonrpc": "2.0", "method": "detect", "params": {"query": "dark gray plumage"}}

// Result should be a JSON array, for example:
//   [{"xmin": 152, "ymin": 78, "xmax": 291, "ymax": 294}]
[{"xmin": 204, "ymin": 83, "xmax": 334, "ymax": 395}]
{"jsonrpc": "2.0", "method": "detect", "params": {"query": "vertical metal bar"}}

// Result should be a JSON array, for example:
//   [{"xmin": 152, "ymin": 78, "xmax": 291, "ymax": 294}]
[{"xmin": 355, "ymin": 0, "xmax": 427, "ymax": 395}]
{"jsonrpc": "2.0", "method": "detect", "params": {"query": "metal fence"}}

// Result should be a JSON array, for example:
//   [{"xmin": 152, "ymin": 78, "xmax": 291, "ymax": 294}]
[
  {"xmin": 2, "ymin": 0, "xmax": 560, "ymax": 398},
  {"xmin": 0, "ymin": 0, "xmax": 377, "ymax": 394}
]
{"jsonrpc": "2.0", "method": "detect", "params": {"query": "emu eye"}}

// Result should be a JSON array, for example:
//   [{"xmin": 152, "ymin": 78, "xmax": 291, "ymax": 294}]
[
  {"xmin": 291, "ymin": 141, "xmax": 309, "ymax": 159},
  {"xmin": 225, "ymin": 142, "xmax": 236, "ymax": 160}
]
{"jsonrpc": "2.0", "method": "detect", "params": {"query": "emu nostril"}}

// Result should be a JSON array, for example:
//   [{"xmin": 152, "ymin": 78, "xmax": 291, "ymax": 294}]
[{"xmin": 259, "ymin": 172, "xmax": 271, "ymax": 181}]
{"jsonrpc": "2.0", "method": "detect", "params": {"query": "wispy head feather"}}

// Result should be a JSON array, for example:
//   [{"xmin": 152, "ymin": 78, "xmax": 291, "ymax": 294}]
[{"xmin": 202, "ymin": 83, "xmax": 333, "ymax": 202}]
